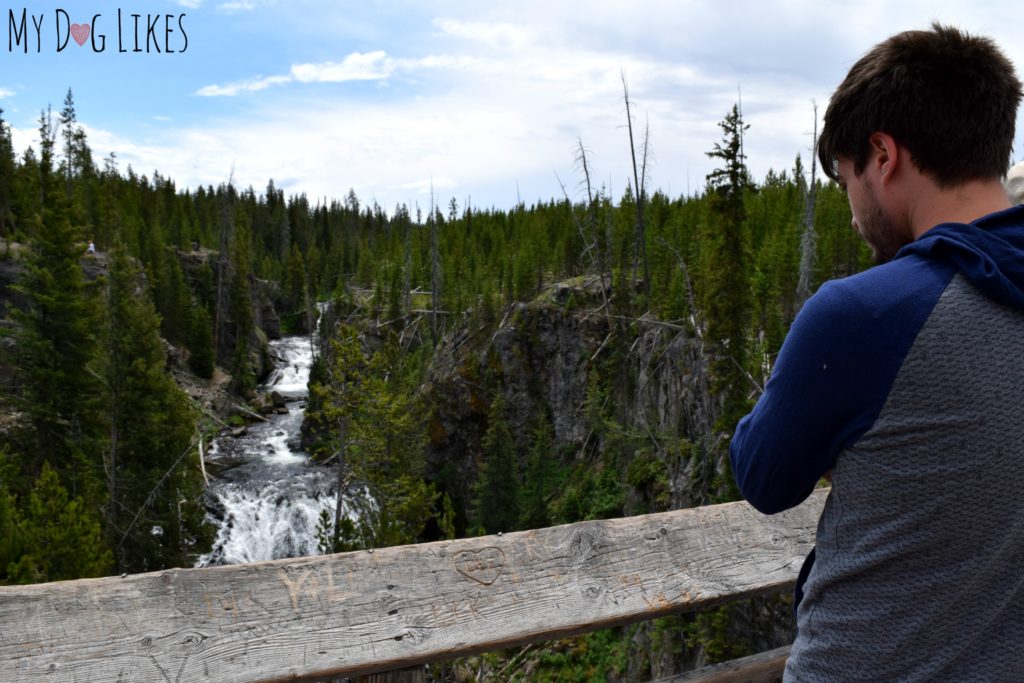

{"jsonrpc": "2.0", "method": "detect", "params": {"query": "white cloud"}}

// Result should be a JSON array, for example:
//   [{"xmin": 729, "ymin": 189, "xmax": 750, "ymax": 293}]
[
  {"xmin": 69, "ymin": 9, "xmax": 830, "ymax": 208},
  {"xmin": 290, "ymin": 51, "xmax": 392, "ymax": 83},
  {"xmin": 14, "ymin": 0, "xmax": 1024, "ymax": 209},
  {"xmin": 398, "ymin": 177, "xmax": 459, "ymax": 192},
  {"xmin": 196, "ymin": 52, "xmax": 393, "ymax": 96},
  {"xmin": 4, "ymin": 3, "xmax": 844, "ymax": 207},
  {"xmin": 174, "ymin": 0, "xmax": 203, "ymax": 8},
  {"xmin": 0, "ymin": 88, "xmax": 14, "ymax": 99},
  {"xmin": 196, "ymin": 75, "xmax": 292, "ymax": 97},
  {"xmin": 218, "ymin": 1, "xmax": 255, "ymax": 13},
  {"xmin": 196, "ymin": 51, "xmax": 477, "ymax": 97},
  {"xmin": 9, "ymin": 125, "xmax": 35, "ymax": 158},
  {"xmin": 432, "ymin": 19, "xmax": 535, "ymax": 49}
]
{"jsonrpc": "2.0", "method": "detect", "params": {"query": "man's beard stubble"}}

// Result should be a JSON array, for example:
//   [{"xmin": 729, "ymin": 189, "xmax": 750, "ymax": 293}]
[{"xmin": 860, "ymin": 188, "xmax": 912, "ymax": 265}]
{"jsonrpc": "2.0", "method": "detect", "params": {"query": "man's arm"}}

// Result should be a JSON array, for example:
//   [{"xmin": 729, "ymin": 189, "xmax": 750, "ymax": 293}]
[
  {"xmin": 730, "ymin": 282, "xmax": 865, "ymax": 513},
  {"xmin": 729, "ymin": 261, "xmax": 944, "ymax": 514}
]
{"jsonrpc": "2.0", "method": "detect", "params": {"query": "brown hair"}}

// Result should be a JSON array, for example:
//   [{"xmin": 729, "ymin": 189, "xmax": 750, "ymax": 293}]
[{"xmin": 818, "ymin": 23, "xmax": 1022, "ymax": 187}]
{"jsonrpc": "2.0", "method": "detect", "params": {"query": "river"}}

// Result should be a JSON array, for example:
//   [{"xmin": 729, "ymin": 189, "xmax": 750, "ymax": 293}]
[{"xmin": 196, "ymin": 334, "xmax": 338, "ymax": 567}]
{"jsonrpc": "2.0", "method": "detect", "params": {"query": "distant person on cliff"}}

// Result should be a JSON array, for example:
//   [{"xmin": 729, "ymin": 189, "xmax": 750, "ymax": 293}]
[
  {"xmin": 86, "ymin": 239, "xmax": 96, "ymax": 254},
  {"xmin": 729, "ymin": 24, "xmax": 1024, "ymax": 681}
]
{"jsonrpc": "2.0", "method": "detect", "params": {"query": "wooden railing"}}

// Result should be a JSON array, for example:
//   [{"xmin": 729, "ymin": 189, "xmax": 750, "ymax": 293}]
[{"xmin": 0, "ymin": 490, "xmax": 826, "ymax": 683}]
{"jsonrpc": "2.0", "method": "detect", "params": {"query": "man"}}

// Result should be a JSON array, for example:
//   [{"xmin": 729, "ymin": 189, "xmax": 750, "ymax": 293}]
[{"xmin": 729, "ymin": 24, "xmax": 1024, "ymax": 681}]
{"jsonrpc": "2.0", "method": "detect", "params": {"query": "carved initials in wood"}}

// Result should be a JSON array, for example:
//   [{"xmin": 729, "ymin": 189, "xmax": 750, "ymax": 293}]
[{"xmin": 453, "ymin": 547, "xmax": 505, "ymax": 585}]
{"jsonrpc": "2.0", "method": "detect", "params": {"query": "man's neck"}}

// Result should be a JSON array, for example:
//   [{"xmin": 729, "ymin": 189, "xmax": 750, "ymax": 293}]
[{"xmin": 907, "ymin": 178, "xmax": 1012, "ymax": 239}]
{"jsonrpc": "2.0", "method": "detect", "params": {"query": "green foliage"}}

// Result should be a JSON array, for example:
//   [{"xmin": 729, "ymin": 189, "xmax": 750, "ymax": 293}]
[
  {"xmin": 523, "ymin": 628, "xmax": 631, "ymax": 682},
  {"xmin": 552, "ymin": 460, "xmax": 625, "ymax": 524},
  {"xmin": 0, "ymin": 93, "xmax": 872, "ymax": 673},
  {"xmin": 0, "ymin": 475, "xmax": 21, "ymax": 577},
  {"xmin": 3, "ymin": 463, "xmax": 112, "ymax": 584},
  {"xmin": 626, "ymin": 451, "xmax": 670, "ymax": 514},
  {"xmin": 438, "ymin": 492, "xmax": 457, "ymax": 540},
  {"xmin": 8, "ymin": 186, "xmax": 103, "ymax": 493},
  {"xmin": 307, "ymin": 324, "xmax": 436, "ymax": 550},
  {"xmin": 101, "ymin": 247, "xmax": 207, "ymax": 572},
  {"xmin": 703, "ymin": 104, "xmax": 754, "ymax": 438},
  {"xmin": 470, "ymin": 392, "xmax": 520, "ymax": 534},
  {"xmin": 153, "ymin": 247, "xmax": 191, "ymax": 345},
  {"xmin": 283, "ymin": 242, "xmax": 308, "ymax": 313},
  {"xmin": 188, "ymin": 304, "xmax": 216, "ymax": 379},
  {"xmin": 685, "ymin": 603, "xmax": 754, "ymax": 665},
  {"xmin": 194, "ymin": 259, "xmax": 215, "ymax": 309},
  {"xmin": 229, "ymin": 214, "xmax": 255, "ymax": 394},
  {"xmin": 0, "ymin": 108, "xmax": 16, "ymax": 236},
  {"xmin": 518, "ymin": 414, "xmax": 557, "ymax": 529}
]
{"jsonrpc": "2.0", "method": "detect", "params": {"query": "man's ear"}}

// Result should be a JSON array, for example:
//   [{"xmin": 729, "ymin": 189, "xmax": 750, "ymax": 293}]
[{"xmin": 867, "ymin": 132, "xmax": 900, "ymax": 186}]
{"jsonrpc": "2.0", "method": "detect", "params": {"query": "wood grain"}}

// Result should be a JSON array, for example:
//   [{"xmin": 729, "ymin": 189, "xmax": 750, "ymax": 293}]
[{"xmin": 0, "ymin": 491, "xmax": 825, "ymax": 683}]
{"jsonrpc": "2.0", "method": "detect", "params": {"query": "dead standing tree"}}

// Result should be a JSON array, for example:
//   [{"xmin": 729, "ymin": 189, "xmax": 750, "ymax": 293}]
[
  {"xmin": 622, "ymin": 71, "xmax": 652, "ymax": 304},
  {"xmin": 796, "ymin": 102, "xmax": 819, "ymax": 309},
  {"xmin": 555, "ymin": 138, "xmax": 613, "ymax": 318}
]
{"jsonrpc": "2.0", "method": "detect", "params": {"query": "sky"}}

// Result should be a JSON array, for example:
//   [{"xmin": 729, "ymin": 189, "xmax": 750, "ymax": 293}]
[{"xmin": 2, "ymin": 0, "xmax": 1023, "ymax": 212}]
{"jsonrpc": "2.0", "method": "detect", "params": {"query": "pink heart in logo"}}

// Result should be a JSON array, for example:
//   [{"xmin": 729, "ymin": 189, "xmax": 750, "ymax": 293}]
[{"xmin": 70, "ymin": 23, "xmax": 90, "ymax": 47}]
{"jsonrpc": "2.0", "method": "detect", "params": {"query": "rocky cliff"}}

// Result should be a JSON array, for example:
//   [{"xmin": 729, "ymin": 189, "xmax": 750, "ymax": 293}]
[{"xmin": 421, "ymin": 274, "xmax": 728, "ymax": 519}]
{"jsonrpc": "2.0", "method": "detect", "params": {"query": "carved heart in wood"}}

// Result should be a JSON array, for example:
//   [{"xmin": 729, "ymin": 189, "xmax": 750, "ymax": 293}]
[{"xmin": 453, "ymin": 547, "xmax": 505, "ymax": 585}]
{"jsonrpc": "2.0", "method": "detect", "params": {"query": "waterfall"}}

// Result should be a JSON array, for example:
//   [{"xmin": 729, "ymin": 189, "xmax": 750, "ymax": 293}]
[{"xmin": 196, "ymin": 335, "xmax": 340, "ymax": 567}]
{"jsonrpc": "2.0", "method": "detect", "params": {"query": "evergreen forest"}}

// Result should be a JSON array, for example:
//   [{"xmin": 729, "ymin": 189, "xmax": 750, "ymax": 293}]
[{"xmin": 0, "ymin": 90, "xmax": 868, "ymax": 680}]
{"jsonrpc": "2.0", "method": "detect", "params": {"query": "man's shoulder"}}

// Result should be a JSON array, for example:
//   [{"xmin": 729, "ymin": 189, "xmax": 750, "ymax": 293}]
[{"xmin": 807, "ymin": 255, "xmax": 955, "ymax": 325}]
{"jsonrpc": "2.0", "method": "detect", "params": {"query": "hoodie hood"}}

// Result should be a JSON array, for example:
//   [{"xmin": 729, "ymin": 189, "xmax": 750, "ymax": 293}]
[{"xmin": 895, "ymin": 204, "xmax": 1024, "ymax": 309}]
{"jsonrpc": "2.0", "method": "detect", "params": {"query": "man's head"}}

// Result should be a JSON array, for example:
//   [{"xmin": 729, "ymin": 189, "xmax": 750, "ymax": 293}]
[
  {"xmin": 820, "ymin": 24, "xmax": 1022, "ymax": 262},
  {"xmin": 819, "ymin": 23, "xmax": 1021, "ymax": 186}
]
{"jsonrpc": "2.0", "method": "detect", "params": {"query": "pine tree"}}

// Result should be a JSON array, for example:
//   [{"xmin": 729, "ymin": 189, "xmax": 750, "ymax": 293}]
[
  {"xmin": 308, "ymin": 325, "xmax": 435, "ymax": 550},
  {"xmin": 704, "ymin": 104, "xmax": 754, "ymax": 435},
  {"xmin": 153, "ymin": 248, "xmax": 191, "ymax": 344},
  {"xmin": 283, "ymin": 242, "xmax": 307, "ymax": 313},
  {"xmin": 519, "ymin": 414, "xmax": 556, "ymax": 529},
  {"xmin": 228, "ymin": 215, "xmax": 255, "ymax": 394},
  {"xmin": 4, "ymin": 463, "xmax": 112, "ymax": 584},
  {"xmin": 188, "ymin": 304, "xmax": 215, "ymax": 379},
  {"xmin": 0, "ymin": 108, "xmax": 15, "ymax": 237},
  {"xmin": 0, "ymin": 470, "xmax": 21, "ymax": 578},
  {"xmin": 58, "ymin": 88, "xmax": 77, "ymax": 190},
  {"xmin": 9, "ymin": 148, "xmax": 102, "ymax": 494},
  {"xmin": 101, "ymin": 247, "xmax": 206, "ymax": 572},
  {"xmin": 471, "ymin": 392, "xmax": 520, "ymax": 534}
]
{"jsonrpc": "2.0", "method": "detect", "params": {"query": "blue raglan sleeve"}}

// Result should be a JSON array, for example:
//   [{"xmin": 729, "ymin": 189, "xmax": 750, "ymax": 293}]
[{"xmin": 729, "ymin": 258, "xmax": 952, "ymax": 514}]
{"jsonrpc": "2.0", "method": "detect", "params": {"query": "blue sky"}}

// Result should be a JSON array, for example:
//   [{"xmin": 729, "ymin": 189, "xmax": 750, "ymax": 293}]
[{"xmin": 2, "ymin": 0, "xmax": 1023, "ymax": 211}]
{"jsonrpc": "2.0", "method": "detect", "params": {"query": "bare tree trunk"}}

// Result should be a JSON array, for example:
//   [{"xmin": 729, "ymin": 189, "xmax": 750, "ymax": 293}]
[
  {"xmin": 556, "ymin": 138, "xmax": 612, "ymax": 319},
  {"xmin": 796, "ymin": 102, "xmax": 819, "ymax": 310},
  {"xmin": 622, "ymin": 72, "xmax": 651, "ymax": 303}
]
